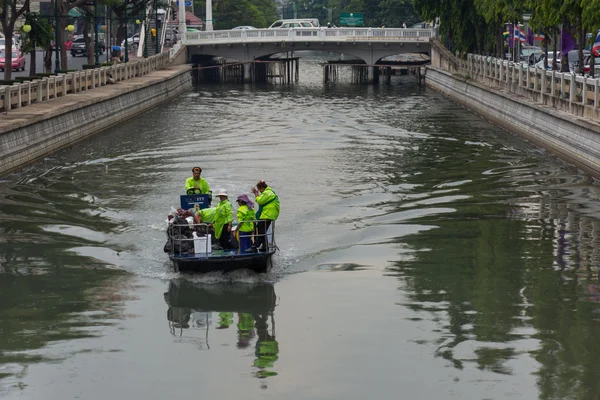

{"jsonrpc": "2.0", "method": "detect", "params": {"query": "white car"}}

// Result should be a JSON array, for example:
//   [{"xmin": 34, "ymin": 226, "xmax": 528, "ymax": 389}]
[
  {"xmin": 121, "ymin": 33, "xmax": 140, "ymax": 48},
  {"xmin": 232, "ymin": 26, "xmax": 257, "ymax": 30}
]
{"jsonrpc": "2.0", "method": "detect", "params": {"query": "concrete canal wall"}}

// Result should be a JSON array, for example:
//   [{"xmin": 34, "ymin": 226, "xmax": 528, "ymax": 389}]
[
  {"xmin": 0, "ymin": 63, "xmax": 192, "ymax": 176},
  {"xmin": 427, "ymin": 40, "xmax": 600, "ymax": 179}
]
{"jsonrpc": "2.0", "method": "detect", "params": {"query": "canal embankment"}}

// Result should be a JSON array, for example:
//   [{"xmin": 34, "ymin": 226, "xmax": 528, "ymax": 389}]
[
  {"xmin": 0, "ymin": 52, "xmax": 192, "ymax": 176},
  {"xmin": 426, "ymin": 39, "xmax": 600, "ymax": 179}
]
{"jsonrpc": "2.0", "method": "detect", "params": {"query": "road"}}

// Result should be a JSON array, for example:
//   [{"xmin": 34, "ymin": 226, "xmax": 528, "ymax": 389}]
[{"xmin": 5, "ymin": 49, "xmax": 133, "ymax": 78}]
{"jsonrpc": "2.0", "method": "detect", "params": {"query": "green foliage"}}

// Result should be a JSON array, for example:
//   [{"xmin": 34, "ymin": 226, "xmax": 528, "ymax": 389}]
[
  {"xmin": 214, "ymin": 0, "xmax": 265, "ymax": 29},
  {"xmin": 20, "ymin": 13, "xmax": 54, "ymax": 54}
]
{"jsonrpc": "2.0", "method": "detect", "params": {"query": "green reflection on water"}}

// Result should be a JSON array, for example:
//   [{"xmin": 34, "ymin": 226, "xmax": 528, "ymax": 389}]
[
  {"xmin": 165, "ymin": 281, "xmax": 279, "ymax": 381},
  {"xmin": 388, "ymin": 187, "xmax": 600, "ymax": 399},
  {"xmin": 0, "ymin": 267, "xmax": 130, "ymax": 383}
]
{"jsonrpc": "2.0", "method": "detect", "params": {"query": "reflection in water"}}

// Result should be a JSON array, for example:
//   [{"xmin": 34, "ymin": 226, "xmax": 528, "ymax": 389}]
[
  {"xmin": 164, "ymin": 281, "xmax": 279, "ymax": 379},
  {"xmin": 0, "ymin": 268, "xmax": 131, "ymax": 386}
]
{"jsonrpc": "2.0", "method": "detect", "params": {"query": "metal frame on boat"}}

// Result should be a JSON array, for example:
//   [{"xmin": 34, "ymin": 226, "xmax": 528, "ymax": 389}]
[{"xmin": 166, "ymin": 220, "xmax": 277, "ymax": 273}]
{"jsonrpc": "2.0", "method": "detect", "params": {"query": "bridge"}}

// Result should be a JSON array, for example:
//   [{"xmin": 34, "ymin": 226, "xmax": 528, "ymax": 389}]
[{"xmin": 181, "ymin": 27, "xmax": 435, "ymax": 83}]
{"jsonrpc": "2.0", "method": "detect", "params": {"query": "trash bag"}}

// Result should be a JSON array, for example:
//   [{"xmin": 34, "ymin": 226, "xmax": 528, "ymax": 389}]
[{"xmin": 167, "ymin": 233, "xmax": 194, "ymax": 255}]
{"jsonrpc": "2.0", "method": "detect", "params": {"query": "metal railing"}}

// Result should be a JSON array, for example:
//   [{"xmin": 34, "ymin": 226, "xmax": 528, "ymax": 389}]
[
  {"xmin": 166, "ymin": 219, "xmax": 276, "ymax": 257},
  {"xmin": 0, "ymin": 51, "xmax": 170, "ymax": 113},
  {"xmin": 184, "ymin": 27, "xmax": 435, "ymax": 44},
  {"xmin": 459, "ymin": 54, "xmax": 600, "ymax": 114}
]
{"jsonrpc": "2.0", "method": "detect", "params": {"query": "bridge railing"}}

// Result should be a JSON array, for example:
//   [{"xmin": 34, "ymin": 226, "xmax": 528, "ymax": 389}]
[
  {"xmin": 1, "ymin": 51, "xmax": 170, "ymax": 113},
  {"xmin": 457, "ymin": 53, "xmax": 600, "ymax": 120},
  {"xmin": 184, "ymin": 28, "xmax": 434, "ymax": 43}
]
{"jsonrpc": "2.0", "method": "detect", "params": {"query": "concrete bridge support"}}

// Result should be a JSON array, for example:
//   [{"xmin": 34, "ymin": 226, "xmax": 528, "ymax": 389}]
[
  {"xmin": 367, "ymin": 66, "xmax": 374, "ymax": 84},
  {"xmin": 243, "ymin": 63, "xmax": 251, "ymax": 83}
]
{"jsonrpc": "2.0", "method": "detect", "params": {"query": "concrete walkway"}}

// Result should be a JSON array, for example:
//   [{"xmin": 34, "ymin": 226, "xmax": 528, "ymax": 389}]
[{"xmin": 0, "ymin": 64, "xmax": 191, "ymax": 135}]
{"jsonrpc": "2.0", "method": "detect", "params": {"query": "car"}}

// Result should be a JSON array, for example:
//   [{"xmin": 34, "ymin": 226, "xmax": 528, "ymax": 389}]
[
  {"xmin": 0, "ymin": 50, "xmax": 25, "ymax": 71},
  {"xmin": 268, "ymin": 19, "xmax": 319, "ymax": 28},
  {"xmin": 70, "ymin": 34, "xmax": 106, "ymax": 57},
  {"xmin": 411, "ymin": 22, "xmax": 431, "ymax": 29},
  {"xmin": 121, "ymin": 33, "xmax": 140, "ymax": 48},
  {"xmin": 0, "ymin": 37, "xmax": 5, "ymax": 53},
  {"xmin": 519, "ymin": 45, "xmax": 543, "ymax": 65},
  {"xmin": 232, "ymin": 26, "xmax": 257, "ymax": 30}
]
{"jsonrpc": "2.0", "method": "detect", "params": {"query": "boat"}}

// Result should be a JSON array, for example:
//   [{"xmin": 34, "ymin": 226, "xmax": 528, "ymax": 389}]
[{"xmin": 165, "ymin": 194, "xmax": 277, "ymax": 273}]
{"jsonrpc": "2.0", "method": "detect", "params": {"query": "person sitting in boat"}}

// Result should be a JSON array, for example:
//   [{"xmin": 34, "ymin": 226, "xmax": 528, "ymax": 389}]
[
  {"xmin": 185, "ymin": 167, "xmax": 211, "ymax": 195},
  {"xmin": 247, "ymin": 180, "xmax": 280, "ymax": 253},
  {"xmin": 214, "ymin": 189, "xmax": 236, "ymax": 250},
  {"xmin": 236, "ymin": 194, "xmax": 256, "ymax": 254}
]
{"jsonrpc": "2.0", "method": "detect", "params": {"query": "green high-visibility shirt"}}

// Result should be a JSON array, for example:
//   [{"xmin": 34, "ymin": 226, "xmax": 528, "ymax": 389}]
[
  {"xmin": 256, "ymin": 187, "xmax": 280, "ymax": 220},
  {"xmin": 213, "ymin": 199, "xmax": 233, "ymax": 239},
  {"xmin": 185, "ymin": 176, "xmax": 210, "ymax": 194},
  {"xmin": 237, "ymin": 204, "xmax": 255, "ymax": 232}
]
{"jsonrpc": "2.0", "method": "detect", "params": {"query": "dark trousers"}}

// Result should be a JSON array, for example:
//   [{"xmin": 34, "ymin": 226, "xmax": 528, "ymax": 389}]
[
  {"xmin": 219, "ymin": 225, "xmax": 235, "ymax": 249},
  {"xmin": 254, "ymin": 220, "xmax": 272, "ymax": 252}
]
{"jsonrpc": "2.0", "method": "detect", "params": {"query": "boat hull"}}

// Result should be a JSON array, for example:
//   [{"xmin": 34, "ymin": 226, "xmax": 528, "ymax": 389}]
[{"xmin": 170, "ymin": 251, "xmax": 274, "ymax": 273}]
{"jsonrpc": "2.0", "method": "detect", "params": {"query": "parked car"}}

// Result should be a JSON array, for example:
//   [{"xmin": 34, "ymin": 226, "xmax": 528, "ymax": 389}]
[
  {"xmin": 519, "ymin": 45, "xmax": 543, "ymax": 65},
  {"xmin": 70, "ymin": 34, "xmax": 106, "ymax": 57},
  {"xmin": 268, "ymin": 19, "xmax": 319, "ymax": 28},
  {"xmin": 411, "ymin": 22, "xmax": 432, "ymax": 29},
  {"xmin": 0, "ymin": 51, "xmax": 25, "ymax": 71},
  {"xmin": 121, "ymin": 33, "xmax": 140, "ymax": 48},
  {"xmin": 0, "ymin": 37, "xmax": 5, "ymax": 53},
  {"xmin": 232, "ymin": 26, "xmax": 257, "ymax": 30}
]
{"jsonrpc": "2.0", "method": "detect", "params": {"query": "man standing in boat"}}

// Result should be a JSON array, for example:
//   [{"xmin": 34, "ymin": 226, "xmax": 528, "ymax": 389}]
[
  {"xmin": 247, "ymin": 181, "xmax": 280, "ymax": 253},
  {"xmin": 185, "ymin": 167, "xmax": 211, "ymax": 195}
]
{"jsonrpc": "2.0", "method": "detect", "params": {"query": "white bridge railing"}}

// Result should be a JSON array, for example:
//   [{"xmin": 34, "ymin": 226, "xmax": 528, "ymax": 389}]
[
  {"xmin": 185, "ymin": 28, "xmax": 435, "ymax": 44},
  {"xmin": 458, "ymin": 54, "xmax": 600, "ymax": 120},
  {"xmin": 1, "ymin": 51, "xmax": 170, "ymax": 113}
]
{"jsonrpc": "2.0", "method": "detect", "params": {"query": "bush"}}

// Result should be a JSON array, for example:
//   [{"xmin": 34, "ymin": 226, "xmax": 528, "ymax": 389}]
[
  {"xmin": 100, "ymin": 62, "xmax": 114, "ymax": 67},
  {"xmin": 14, "ymin": 76, "xmax": 38, "ymax": 82},
  {"xmin": 56, "ymin": 69, "xmax": 78, "ymax": 73},
  {"xmin": 36, "ymin": 73, "xmax": 57, "ymax": 77},
  {"xmin": 82, "ymin": 64, "xmax": 98, "ymax": 70},
  {"xmin": 0, "ymin": 80, "xmax": 18, "ymax": 85}
]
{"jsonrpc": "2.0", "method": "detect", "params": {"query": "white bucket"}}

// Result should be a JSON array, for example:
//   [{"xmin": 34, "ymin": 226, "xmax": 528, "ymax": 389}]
[{"xmin": 193, "ymin": 232, "xmax": 212, "ymax": 255}]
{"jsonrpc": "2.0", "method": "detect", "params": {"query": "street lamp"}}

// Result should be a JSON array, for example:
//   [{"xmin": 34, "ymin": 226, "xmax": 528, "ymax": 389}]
[{"xmin": 22, "ymin": 24, "xmax": 32, "ymax": 33}]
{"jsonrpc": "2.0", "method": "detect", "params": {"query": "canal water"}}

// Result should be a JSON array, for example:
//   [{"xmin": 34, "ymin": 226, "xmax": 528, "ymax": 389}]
[{"xmin": 1, "ymin": 57, "xmax": 600, "ymax": 399}]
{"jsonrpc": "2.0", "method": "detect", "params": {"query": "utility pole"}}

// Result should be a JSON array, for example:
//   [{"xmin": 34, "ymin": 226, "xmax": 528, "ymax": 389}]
[
  {"xmin": 94, "ymin": 0, "xmax": 99, "ymax": 65},
  {"xmin": 54, "ymin": 0, "xmax": 60, "ymax": 72}
]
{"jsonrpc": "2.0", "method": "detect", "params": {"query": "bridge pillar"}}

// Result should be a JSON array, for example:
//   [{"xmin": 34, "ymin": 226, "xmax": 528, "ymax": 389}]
[
  {"xmin": 178, "ymin": 0, "xmax": 186, "ymax": 42},
  {"xmin": 243, "ymin": 63, "xmax": 252, "ymax": 83},
  {"xmin": 367, "ymin": 66, "xmax": 374, "ymax": 84},
  {"xmin": 206, "ymin": 0, "xmax": 213, "ymax": 31}
]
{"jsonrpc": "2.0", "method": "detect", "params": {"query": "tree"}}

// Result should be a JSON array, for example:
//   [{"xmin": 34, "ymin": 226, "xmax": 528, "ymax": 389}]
[
  {"xmin": 0, "ymin": 0, "xmax": 32, "ymax": 80},
  {"xmin": 20, "ymin": 12, "xmax": 54, "ymax": 76},
  {"xmin": 214, "ymin": 0, "xmax": 265, "ymax": 29},
  {"xmin": 526, "ymin": 0, "xmax": 562, "ymax": 70},
  {"xmin": 474, "ymin": 0, "xmax": 523, "ymax": 58},
  {"xmin": 413, "ymin": 0, "xmax": 487, "ymax": 54},
  {"xmin": 377, "ymin": 0, "xmax": 420, "ymax": 28}
]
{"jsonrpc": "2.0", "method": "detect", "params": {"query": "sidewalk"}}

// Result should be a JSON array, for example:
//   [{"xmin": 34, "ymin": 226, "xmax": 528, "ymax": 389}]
[{"xmin": 0, "ymin": 64, "xmax": 190, "ymax": 133}]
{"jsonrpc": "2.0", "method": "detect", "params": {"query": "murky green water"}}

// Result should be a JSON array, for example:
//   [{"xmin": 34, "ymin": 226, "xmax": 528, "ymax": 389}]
[{"xmin": 2, "ymin": 57, "xmax": 600, "ymax": 399}]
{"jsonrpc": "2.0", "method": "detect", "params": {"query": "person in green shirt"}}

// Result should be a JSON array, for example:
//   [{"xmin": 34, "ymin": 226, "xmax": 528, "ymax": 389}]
[
  {"xmin": 185, "ymin": 167, "xmax": 211, "ymax": 195},
  {"xmin": 247, "ymin": 180, "xmax": 280, "ymax": 253},
  {"xmin": 236, "ymin": 194, "xmax": 255, "ymax": 254},
  {"xmin": 214, "ymin": 189, "xmax": 235, "ymax": 250}
]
